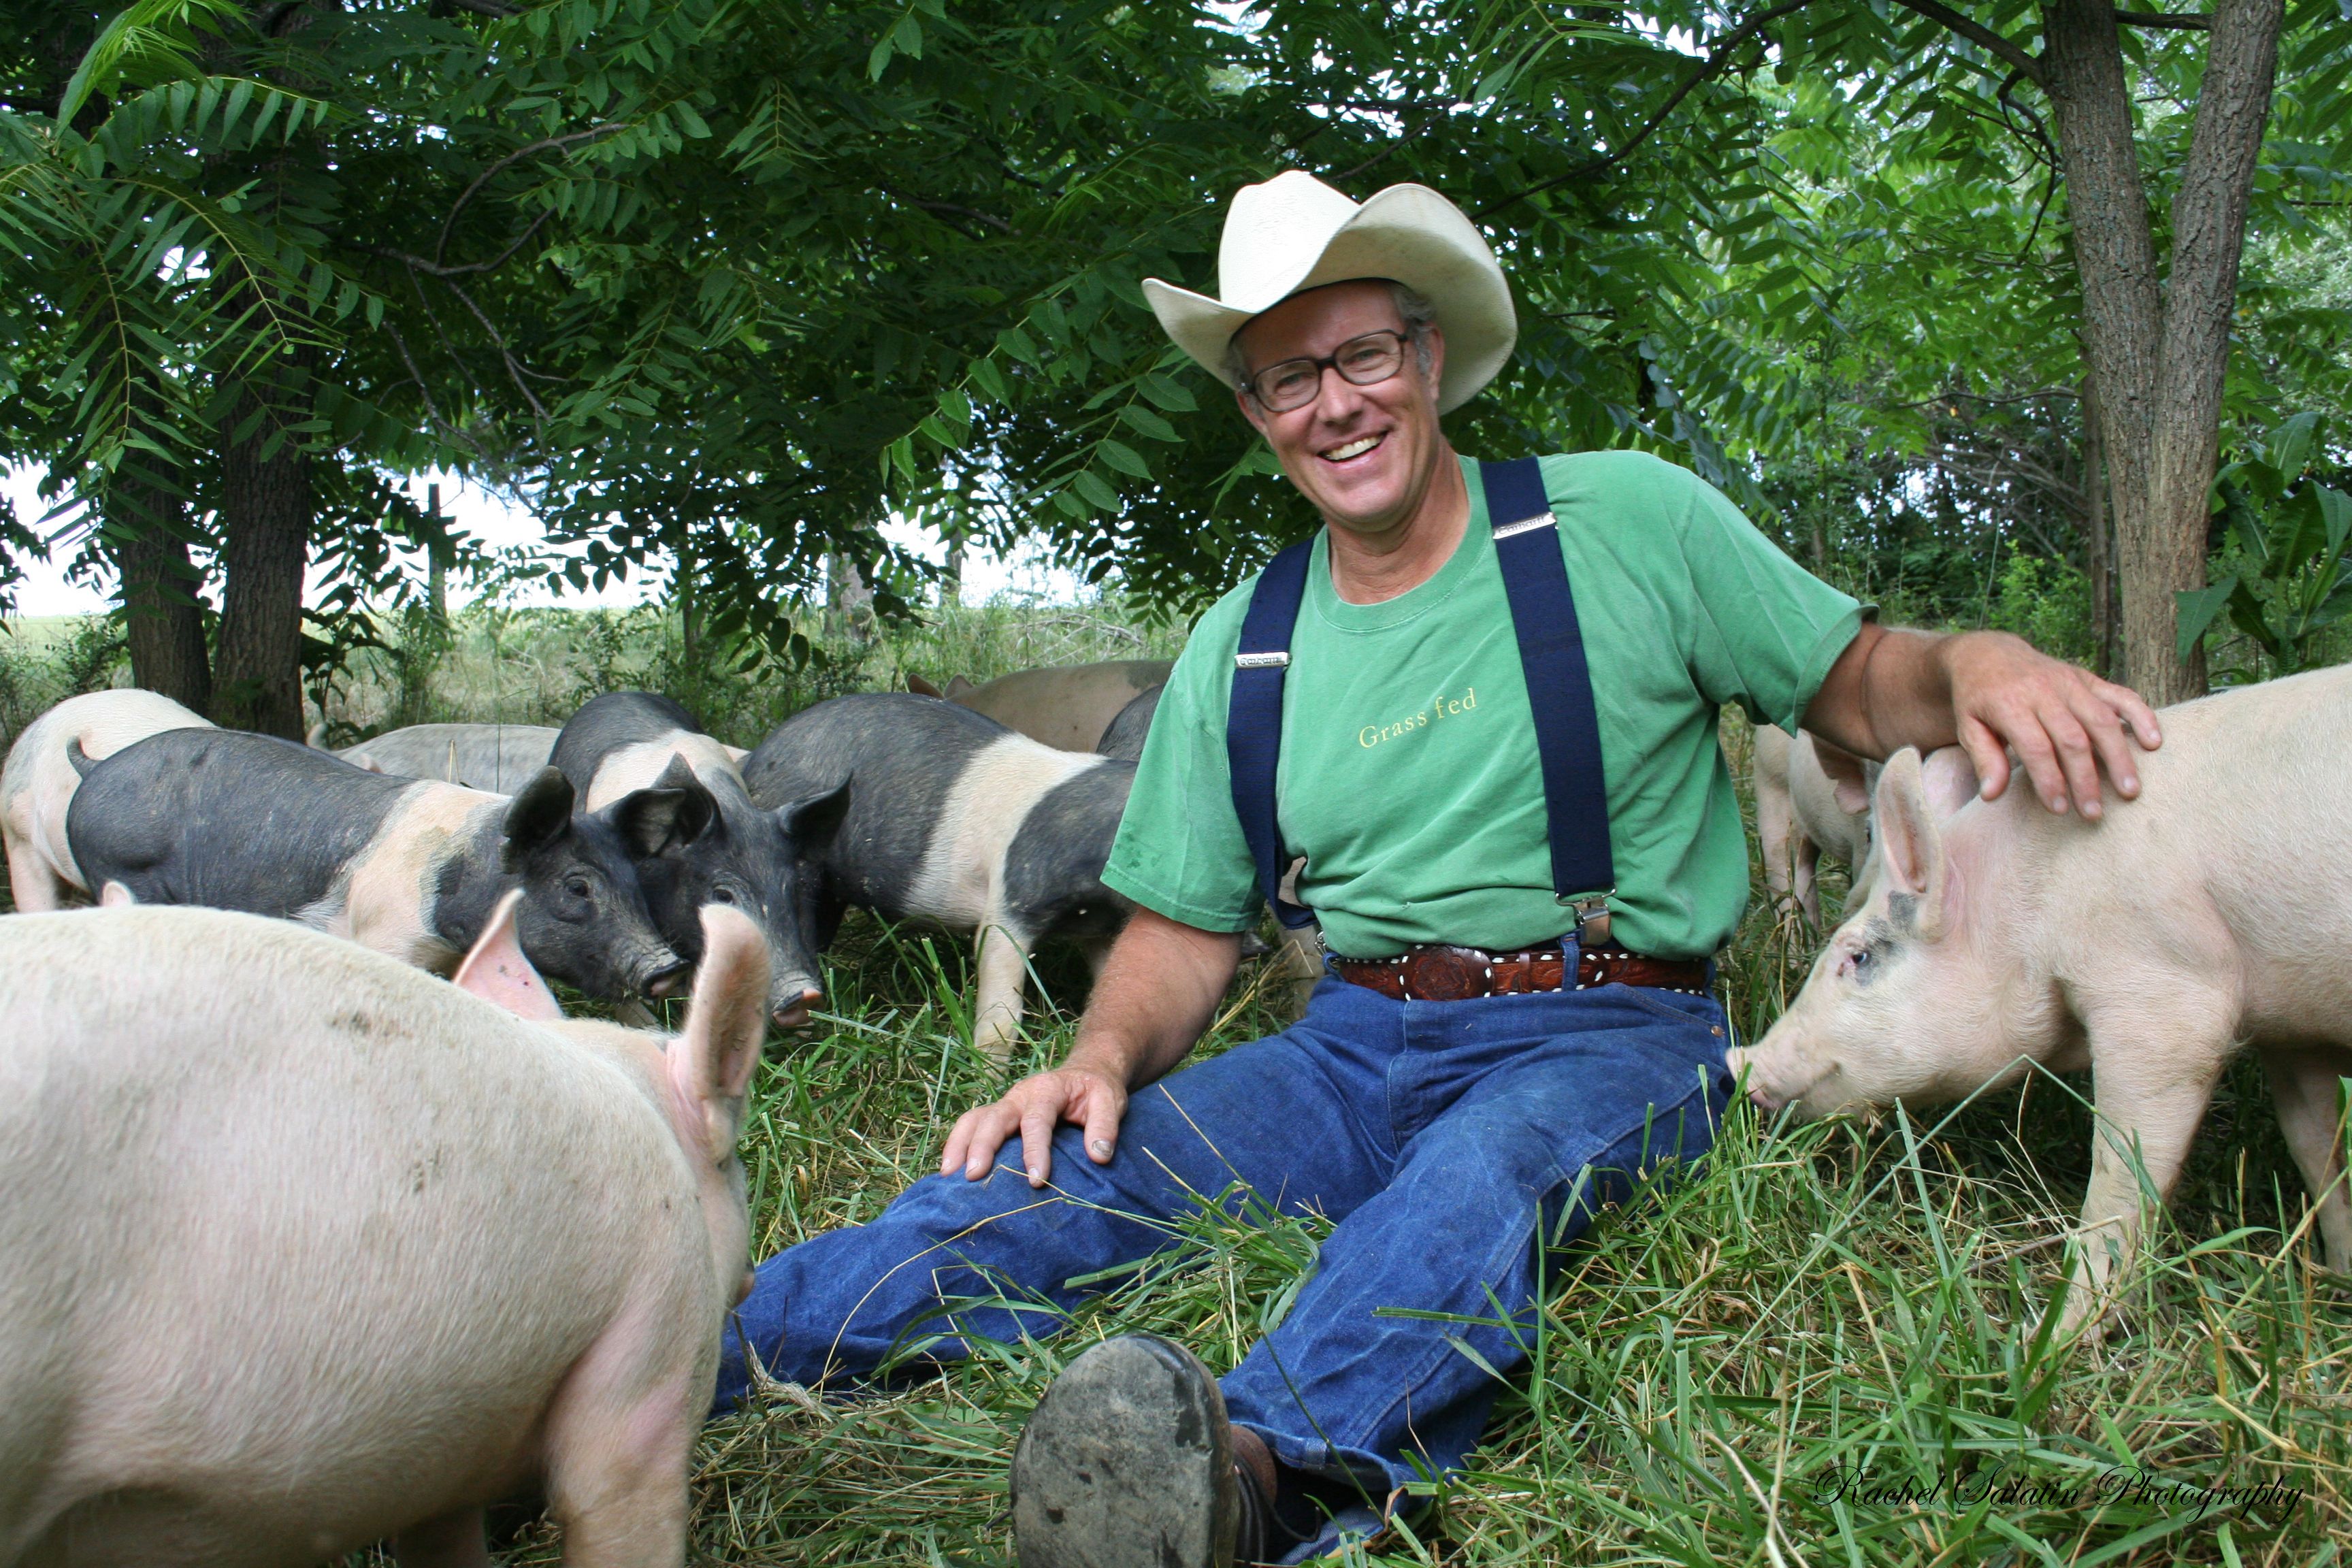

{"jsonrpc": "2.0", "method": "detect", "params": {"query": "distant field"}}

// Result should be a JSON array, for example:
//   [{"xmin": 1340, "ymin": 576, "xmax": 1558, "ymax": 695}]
[{"xmin": 3, "ymin": 601, "xmax": 2342, "ymax": 1565}]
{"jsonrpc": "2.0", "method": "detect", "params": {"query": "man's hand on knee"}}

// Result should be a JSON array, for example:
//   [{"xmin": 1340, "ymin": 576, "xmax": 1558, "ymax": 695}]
[{"xmin": 941, "ymin": 1064, "xmax": 1130, "ymax": 1187}]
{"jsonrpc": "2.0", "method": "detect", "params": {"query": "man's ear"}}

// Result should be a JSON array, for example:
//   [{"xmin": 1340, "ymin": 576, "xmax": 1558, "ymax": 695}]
[
  {"xmin": 1871, "ymin": 749, "xmax": 1949, "ymax": 941},
  {"xmin": 453, "ymin": 889, "xmax": 565, "ymax": 1022},
  {"xmin": 666, "ymin": 904, "xmax": 772, "ymax": 1160},
  {"xmin": 1235, "ymin": 382, "xmax": 1268, "ymax": 437},
  {"xmin": 1419, "ymin": 322, "xmax": 1447, "ymax": 395}
]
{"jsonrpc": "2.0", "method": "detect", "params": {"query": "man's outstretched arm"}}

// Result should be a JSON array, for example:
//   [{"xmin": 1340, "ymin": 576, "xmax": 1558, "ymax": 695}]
[
  {"xmin": 1802, "ymin": 622, "xmax": 2163, "ymax": 821},
  {"xmin": 939, "ymin": 908, "xmax": 1243, "ymax": 1188}
]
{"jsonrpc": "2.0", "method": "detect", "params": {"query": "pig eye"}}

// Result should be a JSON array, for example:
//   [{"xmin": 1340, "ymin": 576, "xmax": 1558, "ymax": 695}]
[
  {"xmin": 564, "ymin": 876, "xmax": 592, "ymax": 900},
  {"xmin": 712, "ymin": 887, "xmax": 740, "ymax": 904}
]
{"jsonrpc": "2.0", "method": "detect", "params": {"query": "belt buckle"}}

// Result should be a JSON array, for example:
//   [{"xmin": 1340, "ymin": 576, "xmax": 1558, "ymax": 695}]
[{"xmin": 1404, "ymin": 945, "xmax": 1489, "ymax": 1002}]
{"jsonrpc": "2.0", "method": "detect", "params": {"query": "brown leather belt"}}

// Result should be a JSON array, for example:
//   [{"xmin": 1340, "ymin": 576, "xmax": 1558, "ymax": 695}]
[{"xmin": 1330, "ymin": 942, "xmax": 1710, "ymax": 1002}]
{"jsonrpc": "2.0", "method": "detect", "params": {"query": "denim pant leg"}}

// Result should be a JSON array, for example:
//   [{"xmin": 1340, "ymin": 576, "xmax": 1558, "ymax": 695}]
[
  {"xmin": 1220, "ymin": 984, "xmax": 1733, "ymax": 1558},
  {"xmin": 714, "ymin": 981, "xmax": 1407, "ymax": 1412}
]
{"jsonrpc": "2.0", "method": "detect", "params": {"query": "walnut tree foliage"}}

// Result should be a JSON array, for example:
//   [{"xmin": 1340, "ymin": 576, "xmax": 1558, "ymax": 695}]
[{"xmin": 1, "ymin": 0, "xmax": 2347, "ymax": 674}]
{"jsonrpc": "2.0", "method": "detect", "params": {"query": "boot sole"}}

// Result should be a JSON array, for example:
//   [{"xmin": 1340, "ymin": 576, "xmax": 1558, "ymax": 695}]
[{"xmin": 1011, "ymin": 1334, "xmax": 1237, "ymax": 1568}]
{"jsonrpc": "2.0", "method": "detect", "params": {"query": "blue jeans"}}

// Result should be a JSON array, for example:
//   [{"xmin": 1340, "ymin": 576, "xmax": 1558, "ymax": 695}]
[{"xmin": 717, "ymin": 975, "xmax": 1733, "ymax": 1561}]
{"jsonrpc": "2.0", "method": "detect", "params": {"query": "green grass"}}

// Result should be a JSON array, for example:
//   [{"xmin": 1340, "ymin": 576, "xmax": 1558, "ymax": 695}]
[{"xmin": 8, "ymin": 602, "xmax": 2347, "ymax": 1565}]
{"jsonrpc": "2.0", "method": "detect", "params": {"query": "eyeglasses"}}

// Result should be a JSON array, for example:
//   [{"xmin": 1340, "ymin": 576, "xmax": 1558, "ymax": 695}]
[{"xmin": 1240, "ymin": 329, "xmax": 1414, "ymax": 414}]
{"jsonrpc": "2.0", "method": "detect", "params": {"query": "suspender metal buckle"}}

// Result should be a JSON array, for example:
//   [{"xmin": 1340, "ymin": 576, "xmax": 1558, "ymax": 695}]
[
  {"xmin": 1563, "ymin": 892, "xmax": 1614, "ymax": 948},
  {"xmin": 1235, "ymin": 651, "xmax": 1291, "ymax": 670}
]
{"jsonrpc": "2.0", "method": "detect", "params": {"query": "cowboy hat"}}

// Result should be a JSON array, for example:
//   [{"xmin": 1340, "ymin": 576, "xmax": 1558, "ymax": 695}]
[{"xmin": 1142, "ymin": 171, "xmax": 1516, "ymax": 415}]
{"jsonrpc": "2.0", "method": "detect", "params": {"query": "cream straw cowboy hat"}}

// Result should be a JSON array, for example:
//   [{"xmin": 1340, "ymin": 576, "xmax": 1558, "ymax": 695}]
[{"xmin": 1142, "ymin": 170, "xmax": 1517, "ymax": 415}]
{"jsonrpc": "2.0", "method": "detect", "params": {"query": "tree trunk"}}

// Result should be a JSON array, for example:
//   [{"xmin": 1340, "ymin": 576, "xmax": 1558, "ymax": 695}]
[
  {"xmin": 2144, "ymin": 0, "xmax": 2281, "ymax": 693},
  {"xmin": 2080, "ymin": 372, "xmax": 2117, "ymax": 678},
  {"xmin": 826, "ymin": 551, "xmax": 873, "ymax": 644},
  {"xmin": 213, "ymin": 378, "xmax": 312, "ymax": 737},
  {"xmin": 2040, "ymin": 0, "xmax": 2282, "ymax": 704},
  {"xmin": 108, "ymin": 387, "xmax": 212, "ymax": 710}
]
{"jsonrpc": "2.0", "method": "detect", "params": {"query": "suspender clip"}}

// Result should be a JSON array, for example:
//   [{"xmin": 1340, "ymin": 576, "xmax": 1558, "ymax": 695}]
[
  {"xmin": 1564, "ymin": 892, "xmax": 1614, "ymax": 949},
  {"xmin": 1235, "ymin": 651, "xmax": 1291, "ymax": 670}
]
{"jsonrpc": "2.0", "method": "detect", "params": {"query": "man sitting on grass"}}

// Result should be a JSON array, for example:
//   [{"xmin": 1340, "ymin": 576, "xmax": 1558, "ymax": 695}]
[{"xmin": 715, "ymin": 170, "xmax": 2158, "ymax": 1567}]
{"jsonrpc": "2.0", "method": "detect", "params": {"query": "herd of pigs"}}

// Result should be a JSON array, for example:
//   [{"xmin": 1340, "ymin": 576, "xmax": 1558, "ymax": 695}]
[{"xmin": 1, "ymin": 650, "xmax": 2347, "ymax": 1563}]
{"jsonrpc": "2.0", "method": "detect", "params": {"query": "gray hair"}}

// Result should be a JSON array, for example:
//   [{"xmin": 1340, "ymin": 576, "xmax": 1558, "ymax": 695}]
[{"xmin": 1225, "ymin": 280, "xmax": 1439, "ymax": 393}]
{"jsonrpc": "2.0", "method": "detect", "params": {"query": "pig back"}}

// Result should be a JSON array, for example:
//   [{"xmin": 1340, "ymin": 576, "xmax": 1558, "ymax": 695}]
[
  {"xmin": 342, "ymin": 723, "xmax": 559, "ymax": 791},
  {"xmin": 0, "ymin": 908, "xmax": 714, "ymax": 1560},
  {"xmin": 2101, "ymin": 666, "xmax": 2352, "ymax": 1003},
  {"xmin": 946, "ymin": 660, "xmax": 1173, "ymax": 752}
]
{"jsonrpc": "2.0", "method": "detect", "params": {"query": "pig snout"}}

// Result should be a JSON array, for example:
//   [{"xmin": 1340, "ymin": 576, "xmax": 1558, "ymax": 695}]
[
  {"xmin": 1725, "ymin": 1036, "xmax": 1843, "ymax": 1120},
  {"xmin": 770, "ymin": 976, "xmax": 823, "ymax": 1029},
  {"xmin": 639, "ymin": 950, "xmax": 693, "ymax": 998}
]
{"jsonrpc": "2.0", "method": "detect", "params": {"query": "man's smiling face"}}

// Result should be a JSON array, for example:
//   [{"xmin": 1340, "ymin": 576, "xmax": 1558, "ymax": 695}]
[{"xmin": 1232, "ymin": 280, "xmax": 1450, "ymax": 544}]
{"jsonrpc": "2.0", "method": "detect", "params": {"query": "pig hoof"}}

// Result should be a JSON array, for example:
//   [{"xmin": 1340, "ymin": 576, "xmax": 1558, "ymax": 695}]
[{"xmin": 1012, "ymin": 1335, "xmax": 1235, "ymax": 1568}]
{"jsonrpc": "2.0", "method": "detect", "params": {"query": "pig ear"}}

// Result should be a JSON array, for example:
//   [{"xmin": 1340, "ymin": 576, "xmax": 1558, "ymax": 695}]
[
  {"xmin": 906, "ymin": 673, "xmax": 944, "ymax": 700},
  {"xmin": 611, "ymin": 763, "xmax": 716, "ymax": 858},
  {"xmin": 1919, "ymin": 745, "xmax": 1982, "ymax": 821},
  {"xmin": 774, "ymin": 780, "xmax": 849, "ymax": 845},
  {"xmin": 453, "ymin": 889, "xmax": 565, "ymax": 1022},
  {"xmin": 504, "ymin": 768, "xmax": 576, "ymax": 851},
  {"xmin": 944, "ymin": 674, "xmax": 974, "ymax": 699},
  {"xmin": 99, "ymin": 879, "xmax": 135, "ymax": 907},
  {"xmin": 1809, "ymin": 734, "xmax": 1874, "ymax": 817},
  {"xmin": 1870, "ymin": 749, "xmax": 1948, "ymax": 939},
  {"xmin": 668, "ymin": 904, "xmax": 772, "ymax": 1158}
]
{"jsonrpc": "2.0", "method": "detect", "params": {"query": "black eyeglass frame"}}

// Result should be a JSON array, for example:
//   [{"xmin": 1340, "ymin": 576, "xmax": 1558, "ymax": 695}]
[{"xmin": 1238, "ymin": 327, "xmax": 1417, "ymax": 414}]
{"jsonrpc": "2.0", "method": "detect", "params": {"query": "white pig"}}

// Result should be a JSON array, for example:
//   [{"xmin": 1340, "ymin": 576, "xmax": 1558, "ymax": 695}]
[
  {"xmin": 1752, "ymin": 723, "xmax": 1880, "ymax": 924},
  {"xmin": 0, "ymin": 894, "xmax": 770, "ymax": 1566},
  {"xmin": 1, "ymin": 689, "xmax": 210, "ymax": 910},
  {"xmin": 1730, "ymin": 664, "xmax": 2352, "ymax": 1337}
]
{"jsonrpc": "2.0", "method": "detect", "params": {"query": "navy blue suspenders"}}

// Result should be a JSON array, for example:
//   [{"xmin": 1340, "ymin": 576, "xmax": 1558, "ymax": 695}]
[
  {"xmin": 1227, "ymin": 536, "xmax": 1319, "ymax": 930},
  {"xmin": 1224, "ymin": 456, "xmax": 1618, "ymax": 947}
]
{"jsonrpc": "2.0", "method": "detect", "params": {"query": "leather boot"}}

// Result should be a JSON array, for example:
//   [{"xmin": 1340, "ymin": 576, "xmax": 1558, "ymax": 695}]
[{"xmin": 1011, "ymin": 1335, "xmax": 1239, "ymax": 1568}]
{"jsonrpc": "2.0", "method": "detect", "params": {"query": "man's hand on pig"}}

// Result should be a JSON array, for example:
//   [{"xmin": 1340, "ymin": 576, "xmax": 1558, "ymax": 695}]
[{"xmin": 1804, "ymin": 623, "xmax": 2163, "ymax": 821}]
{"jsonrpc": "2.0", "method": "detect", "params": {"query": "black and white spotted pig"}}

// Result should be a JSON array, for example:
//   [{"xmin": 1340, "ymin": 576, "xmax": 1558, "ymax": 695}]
[
  {"xmin": 65, "ymin": 728, "xmax": 692, "ymax": 1002},
  {"xmin": 740, "ymin": 693, "xmax": 1134, "ymax": 1061},
  {"xmin": 551, "ymin": 691, "xmax": 836, "ymax": 1028}
]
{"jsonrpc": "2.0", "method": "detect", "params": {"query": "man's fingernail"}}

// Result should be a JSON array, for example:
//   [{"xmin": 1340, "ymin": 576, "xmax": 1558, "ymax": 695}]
[
  {"xmin": 2080, "ymin": 799, "xmax": 2102, "ymax": 819},
  {"xmin": 2048, "ymin": 795, "xmax": 2068, "ymax": 813},
  {"xmin": 1090, "ymin": 1139, "xmax": 1113, "ymax": 1158}
]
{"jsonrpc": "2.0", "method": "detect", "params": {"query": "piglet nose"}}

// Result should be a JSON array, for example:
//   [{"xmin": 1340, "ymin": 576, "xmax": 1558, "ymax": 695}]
[
  {"xmin": 772, "ymin": 985, "xmax": 823, "ymax": 1030},
  {"xmin": 1747, "ymin": 1086, "xmax": 1777, "ymax": 1113},
  {"xmin": 642, "ymin": 958, "xmax": 692, "ymax": 998}
]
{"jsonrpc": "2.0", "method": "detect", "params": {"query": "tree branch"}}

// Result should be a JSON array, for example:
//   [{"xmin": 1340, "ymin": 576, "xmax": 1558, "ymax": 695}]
[
  {"xmin": 436, "ymin": 122, "xmax": 625, "ymax": 267},
  {"xmin": 879, "ymin": 186, "xmax": 1017, "ymax": 235},
  {"xmin": 355, "ymin": 211, "xmax": 552, "ymax": 279},
  {"xmin": 1886, "ymin": 0, "xmax": 2046, "ymax": 86},
  {"xmin": 2115, "ymin": 10, "xmax": 2210, "ymax": 28},
  {"xmin": 1472, "ymin": 0, "xmax": 1817, "ymax": 222}
]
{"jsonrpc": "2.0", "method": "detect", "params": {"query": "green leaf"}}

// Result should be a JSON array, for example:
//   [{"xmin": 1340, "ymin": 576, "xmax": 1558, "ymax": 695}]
[
  {"xmin": 1118, "ymin": 404, "xmax": 1178, "ymax": 442},
  {"xmin": 2265, "ymin": 410, "xmax": 2321, "ymax": 480},
  {"xmin": 968, "ymin": 357, "xmax": 1009, "ymax": 404},
  {"xmin": 892, "ymin": 14, "xmax": 924, "ymax": 59},
  {"xmin": 1072, "ymin": 468, "xmax": 1120, "ymax": 510},
  {"xmin": 1095, "ymin": 438, "xmax": 1152, "ymax": 478},
  {"xmin": 2174, "ymin": 578, "xmax": 2238, "ymax": 662},
  {"xmin": 1137, "ymin": 373, "xmax": 1197, "ymax": 412}
]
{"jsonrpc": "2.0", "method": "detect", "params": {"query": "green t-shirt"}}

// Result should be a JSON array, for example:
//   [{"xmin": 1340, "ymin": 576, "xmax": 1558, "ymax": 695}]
[{"xmin": 1100, "ymin": 451, "xmax": 1865, "ymax": 961}]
